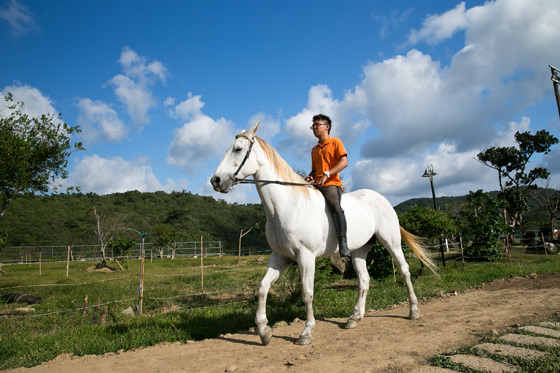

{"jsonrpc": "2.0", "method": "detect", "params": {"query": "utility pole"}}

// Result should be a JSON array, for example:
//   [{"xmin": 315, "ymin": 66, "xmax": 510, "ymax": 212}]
[
  {"xmin": 422, "ymin": 165, "xmax": 445, "ymax": 266},
  {"xmin": 550, "ymin": 65, "xmax": 560, "ymax": 121}
]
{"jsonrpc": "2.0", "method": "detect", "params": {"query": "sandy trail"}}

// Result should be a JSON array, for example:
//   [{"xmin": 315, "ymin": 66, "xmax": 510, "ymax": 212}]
[{"xmin": 10, "ymin": 272, "xmax": 560, "ymax": 373}]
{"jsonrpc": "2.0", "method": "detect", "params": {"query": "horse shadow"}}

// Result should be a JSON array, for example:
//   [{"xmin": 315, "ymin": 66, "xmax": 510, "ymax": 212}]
[
  {"xmin": 219, "ymin": 331, "xmax": 298, "ymax": 345},
  {"xmin": 319, "ymin": 314, "xmax": 408, "ymax": 330}
]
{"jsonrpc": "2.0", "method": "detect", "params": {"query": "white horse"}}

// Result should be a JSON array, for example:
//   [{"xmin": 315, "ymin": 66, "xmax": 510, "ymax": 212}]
[{"xmin": 211, "ymin": 122, "xmax": 437, "ymax": 346}]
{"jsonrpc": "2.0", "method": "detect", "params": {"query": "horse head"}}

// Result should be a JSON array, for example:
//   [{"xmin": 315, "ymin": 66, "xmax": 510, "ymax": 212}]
[{"xmin": 211, "ymin": 121, "xmax": 260, "ymax": 193}]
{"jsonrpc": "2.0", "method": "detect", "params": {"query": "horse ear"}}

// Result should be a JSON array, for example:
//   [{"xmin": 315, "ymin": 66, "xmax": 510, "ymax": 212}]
[{"xmin": 247, "ymin": 121, "xmax": 260, "ymax": 139}]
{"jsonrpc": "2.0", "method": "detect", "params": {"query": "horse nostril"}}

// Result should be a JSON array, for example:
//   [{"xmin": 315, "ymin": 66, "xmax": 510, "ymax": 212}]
[{"xmin": 211, "ymin": 176, "xmax": 220, "ymax": 187}]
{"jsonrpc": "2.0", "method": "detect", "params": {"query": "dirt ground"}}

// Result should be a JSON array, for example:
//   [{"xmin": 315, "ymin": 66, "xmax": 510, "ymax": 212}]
[{"xmin": 10, "ymin": 272, "xmax": 560, "ymax": 373}]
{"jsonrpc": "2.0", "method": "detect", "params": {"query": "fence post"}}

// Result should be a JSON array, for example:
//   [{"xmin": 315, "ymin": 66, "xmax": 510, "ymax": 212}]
[
  {"xmin": 541, "ymin": 232, "xmax": 548, "ymax": 256},
  {"xmin": 137, "ymin": 233, "xmax": 147, "ymax": 315},
  {"xmin": 66, "ymin": 246, "xmax": 71, "ymax": 278},
  {"xmin": 460, "ymin": 233, "xmax": 465, "ymax": 269},
  {"xmin": 200, "ymin": 236, "xmax": 204, "ymax": 293}
]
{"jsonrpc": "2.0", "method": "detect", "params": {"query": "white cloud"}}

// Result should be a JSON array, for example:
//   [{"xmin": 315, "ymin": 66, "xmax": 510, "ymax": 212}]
[
  {"xmin": 76, "ymin": 98, "xmax": 127, "ymax": 142},
  {"xmin": 247, "ymin": 112, "xmax": 280, "ymax": 140},
  {"xmin": 350, "ymin": 0, "xmax": 560, "ymax": 157},
  {"xmin": 172, "ymin": 92, "xmax": 205, "ymax": 121},
  {"xmin": 407, "ymin": 2, "xmax": 468, "ymax": 45},
  {"xmin": 167, "ymin": 94, "xmax": 235, "ymax": 173},
  {"xmin": 352, "ymin": 141, "xmax": 493, "ymax": 199},
  {"xmin": 164, "ymin": 97, "xmax": 176, "ymax": 106},
  {"xmin": 1, "ymin": 84, "xmax": 65, "ymax": 129},
  {"xmin": 0, "ymin": 0, "xmax": 37, "ymax": 38},
  {"xmin": 335, "ymin": 0, "xmax": 560, "ymax": 201},
  {"xmin": 108, "ymin": 46, "xmax": 168, "ymax": 124},
  {"xmin": 494, "ymin": 117, "xmax": 531, "ymax": 147},
  {"xmin": 64, "ymin": 154, "xmax": 188, "ymax": 194},
  {"xmin": 281, "ymin": 85, "xmax": 351, "ymax": 158}
]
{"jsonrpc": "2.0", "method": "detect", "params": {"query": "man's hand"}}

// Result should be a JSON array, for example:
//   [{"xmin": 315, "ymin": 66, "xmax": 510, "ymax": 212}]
[{"xmin": 317, "ymin": 174, "xmax": 328, "ymax": 186}]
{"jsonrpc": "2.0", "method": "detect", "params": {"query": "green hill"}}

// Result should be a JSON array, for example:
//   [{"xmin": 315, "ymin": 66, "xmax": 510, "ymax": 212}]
[
  {"xmin": 0, "ymin": 191, "xmax": 267, "ymax": 252},
  {"xmin": 0, "ymin": 188, "xmax": 555, "ymax": 251},
  {"xmin": 394, "ymin": 189, "xmax": 554, "ymax": 232}
]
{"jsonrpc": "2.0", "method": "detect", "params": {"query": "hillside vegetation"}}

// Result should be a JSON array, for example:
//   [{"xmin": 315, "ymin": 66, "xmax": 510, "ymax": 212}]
[
  {"xmin": 0, "ymin": 188, "xmax": 554, "ymax": 250},
  {"xmin": 0, "ymin": 191, "xmax": 267, "ymax": 251}
]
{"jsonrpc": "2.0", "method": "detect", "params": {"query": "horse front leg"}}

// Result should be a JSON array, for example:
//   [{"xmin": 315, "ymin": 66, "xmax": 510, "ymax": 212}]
[
  {"xmin": 295, "ymin": 253, "xmax": 316, "ymax": 346},
  {"xmin": 256, "ymin": 252, "xmax": 292, "ymax": 345}
]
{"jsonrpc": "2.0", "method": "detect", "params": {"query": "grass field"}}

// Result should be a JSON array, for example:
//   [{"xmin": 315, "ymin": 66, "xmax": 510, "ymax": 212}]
[{"xmin": 1, "ymin": 251, "xmax": 560, "ymax": 370}]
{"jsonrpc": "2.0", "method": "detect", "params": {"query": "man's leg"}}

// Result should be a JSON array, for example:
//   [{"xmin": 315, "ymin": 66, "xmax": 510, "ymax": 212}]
[{"xmin": 319, "ymin": 186, "xmax": 351, "ymax": 258}]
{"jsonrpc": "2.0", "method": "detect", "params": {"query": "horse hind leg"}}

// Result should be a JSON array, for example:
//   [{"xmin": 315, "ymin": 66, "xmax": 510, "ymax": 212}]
[
  {"xmin": 256, "ymin": 252, "xmax": 292, "ymax": 345},
  {"xmin": 378, "ymin": 235, "xmax": 421, "ymax": 320},
  {"xmin": 346, "ymin": 246, "xmax": 370, "ymax": 329}
]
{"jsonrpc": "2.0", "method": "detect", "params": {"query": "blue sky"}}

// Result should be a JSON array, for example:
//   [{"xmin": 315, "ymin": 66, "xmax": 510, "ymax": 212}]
[{"xmin": 1, "ymin": 0, "xmax": 560, "ymax": 206}]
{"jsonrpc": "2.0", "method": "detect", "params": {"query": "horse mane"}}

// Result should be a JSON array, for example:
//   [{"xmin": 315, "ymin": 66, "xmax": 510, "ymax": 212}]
[{"xmin": 256, "ymin": 137, "xmax": 311, "ymax": 197}]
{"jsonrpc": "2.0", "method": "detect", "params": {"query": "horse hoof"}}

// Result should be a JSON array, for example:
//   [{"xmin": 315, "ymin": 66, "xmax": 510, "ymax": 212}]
[
  {"xmin": 409, "ymin": 310, "xmax": 421, "ymax": 320},
  {"xmin": 295, "ymin": 335, "xmax": 312, "ymax": 345},
  {"xmin": 260, "ymin": 326, "xmax": 273, "ymax": 346},
  {"xmin": 345, "ymin": 319, "xmax": 359, "ymax": 329}
]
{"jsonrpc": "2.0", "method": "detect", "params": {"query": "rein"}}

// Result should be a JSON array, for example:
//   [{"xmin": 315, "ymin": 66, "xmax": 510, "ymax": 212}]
[
  {"xmin": 234, "ymin": 178, "xmax": 313, "ymax": 187},
  {"xmin": 232, "ymin": 133, "xmax": 313, "ymax": 188}
]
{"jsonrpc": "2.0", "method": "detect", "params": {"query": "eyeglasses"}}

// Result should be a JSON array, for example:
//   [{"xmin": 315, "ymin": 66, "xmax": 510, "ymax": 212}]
[{"xmin": 309, "ymin": 122, "xmax": 327, "ymax": 130}]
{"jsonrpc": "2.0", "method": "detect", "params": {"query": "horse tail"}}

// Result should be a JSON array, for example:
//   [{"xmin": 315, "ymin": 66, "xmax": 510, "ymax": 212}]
[{"xmin": 400, "ymin": 226, "xmax": 439, "ymax": 276}]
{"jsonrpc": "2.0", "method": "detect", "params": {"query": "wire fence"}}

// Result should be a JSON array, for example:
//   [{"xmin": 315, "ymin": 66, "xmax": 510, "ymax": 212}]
[
  {"xmin": 0, "ymin": 258, "xmax": 268, "ymax": 319},
  {"xmin": 0, "ymin": 241, "xmax": 273, "ymax": 264},
  {"xmin": 0, "ymin": 241, "xmax": 224, "ymax": 263},
  {"xmin": 2, "ymin": 235, "xmax": 557, "ymax": 320}
]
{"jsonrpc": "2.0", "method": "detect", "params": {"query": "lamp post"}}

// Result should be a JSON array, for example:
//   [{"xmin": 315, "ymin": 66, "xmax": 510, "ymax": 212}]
[
  {"xmin": 551, "ymin": 65, "xmax": 560, "ymax": 121},
  {"xmin": 422, "ymin": 165, "xmax": 445, "ymax": 266}
]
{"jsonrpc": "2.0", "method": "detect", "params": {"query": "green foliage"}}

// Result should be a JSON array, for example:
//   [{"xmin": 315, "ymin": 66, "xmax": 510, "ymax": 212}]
[
  {"xmin": 0, "ymin": 191, "xmax": 268, "ymax": 252},
  {"xmin": 477, "ymin": 129, "xmax": 559, "ymax": 231},
  {"xmin": 107, "ymin": 238, "xmax": 135, "ymax": 257},
  {"xmin": 0, "ymin": 94, "xmax": 84, "ymax": 219},
  {"xmin": 459, "ymin": 190, "xmax": 509, "ymax": 261},
  {"xmin": 152, "ymin": 223, "xmax": 177, "ymax": 248},
  {"xmin": 399, "ymin": 206, "xmax": 457, "ymax": 245},
  {"xmin": 367, "ymin": 243, "xmax": 394, "ymax": 279},
  {"xmin": 279, "ymin": 257, "xmax": 338, "ymax": 298}
]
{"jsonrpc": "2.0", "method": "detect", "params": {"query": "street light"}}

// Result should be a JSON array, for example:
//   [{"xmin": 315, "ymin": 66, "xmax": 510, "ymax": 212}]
[
  {"xmin": 422, "ymin": 165, "xmax": 438, "ymax": 210},
  {"xmin": 550, "ymin": 65, "xmax": 560, "ymax": 121},
  {"xmin": 422, "ymin": 165, "xmax": 445, "ymax": 266}
]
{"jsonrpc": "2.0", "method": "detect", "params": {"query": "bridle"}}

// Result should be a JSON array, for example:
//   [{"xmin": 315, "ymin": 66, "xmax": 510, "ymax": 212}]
[
  {"xmin": 232, "ymin": 132, "xmax": 255, "ymax": 181},
  {"xmin": 231, "ymin": 133, "xmax": 313, "ymax": 187}
]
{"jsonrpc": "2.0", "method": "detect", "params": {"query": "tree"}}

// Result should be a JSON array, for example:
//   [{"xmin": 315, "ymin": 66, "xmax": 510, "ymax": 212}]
[
  {"xmin": 398, "ymin": 206, "xmax": 456, "ymax": 275},
  {"xmin": 531, "ymin": 180, "xmax": 560, "ymax": 240},
  {"xmin": 477, "ymin": 130, "xmax": 558, "ymax": 245},
  {"xmin": 152, "ymin": 223, "xmax": 177, "ymax": 259},
  {"xmin": 400, "ymin": 206, "xmax": 457, "ymax": 247},
  {"xmin": 238, "ymin": 226, "xmax": 253, "ymax": 264},
  {"xmin": 107, "ymin": 238, "xmax": 136, "ymax": 257},
  {"xmin": 93, "ymin": 207, "xmax": 126, "ymax": 264},
  {"xmin": 459, "ymin": 190, "xmax": 509, "ymax": 261},
  {"xmin": 0, "ymin": 94, "xmax": 84, "ymax": 219}
]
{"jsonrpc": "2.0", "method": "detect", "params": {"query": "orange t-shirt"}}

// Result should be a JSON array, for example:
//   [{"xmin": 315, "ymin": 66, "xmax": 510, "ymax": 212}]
[{"xmin": 311, "ymin": 136, "xmax": 347, "ymax": 189}]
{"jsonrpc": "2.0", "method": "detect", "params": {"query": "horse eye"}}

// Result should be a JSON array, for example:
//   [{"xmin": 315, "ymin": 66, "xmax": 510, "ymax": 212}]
[{"xmin": 233, "ymin": 147, "xmax": 242, "ymax": 153}]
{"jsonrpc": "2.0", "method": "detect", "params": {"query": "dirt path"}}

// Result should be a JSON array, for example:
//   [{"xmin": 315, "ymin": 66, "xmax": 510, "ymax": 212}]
[{"xmin": 11, "ymin": 273, "xmax": 560, "ymax": 373}]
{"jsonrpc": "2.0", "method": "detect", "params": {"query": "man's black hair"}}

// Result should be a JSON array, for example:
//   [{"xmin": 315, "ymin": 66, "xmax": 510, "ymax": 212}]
[{"xmin": 312, "ymin": 113, "xmax": 332, "ymax": 134}]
